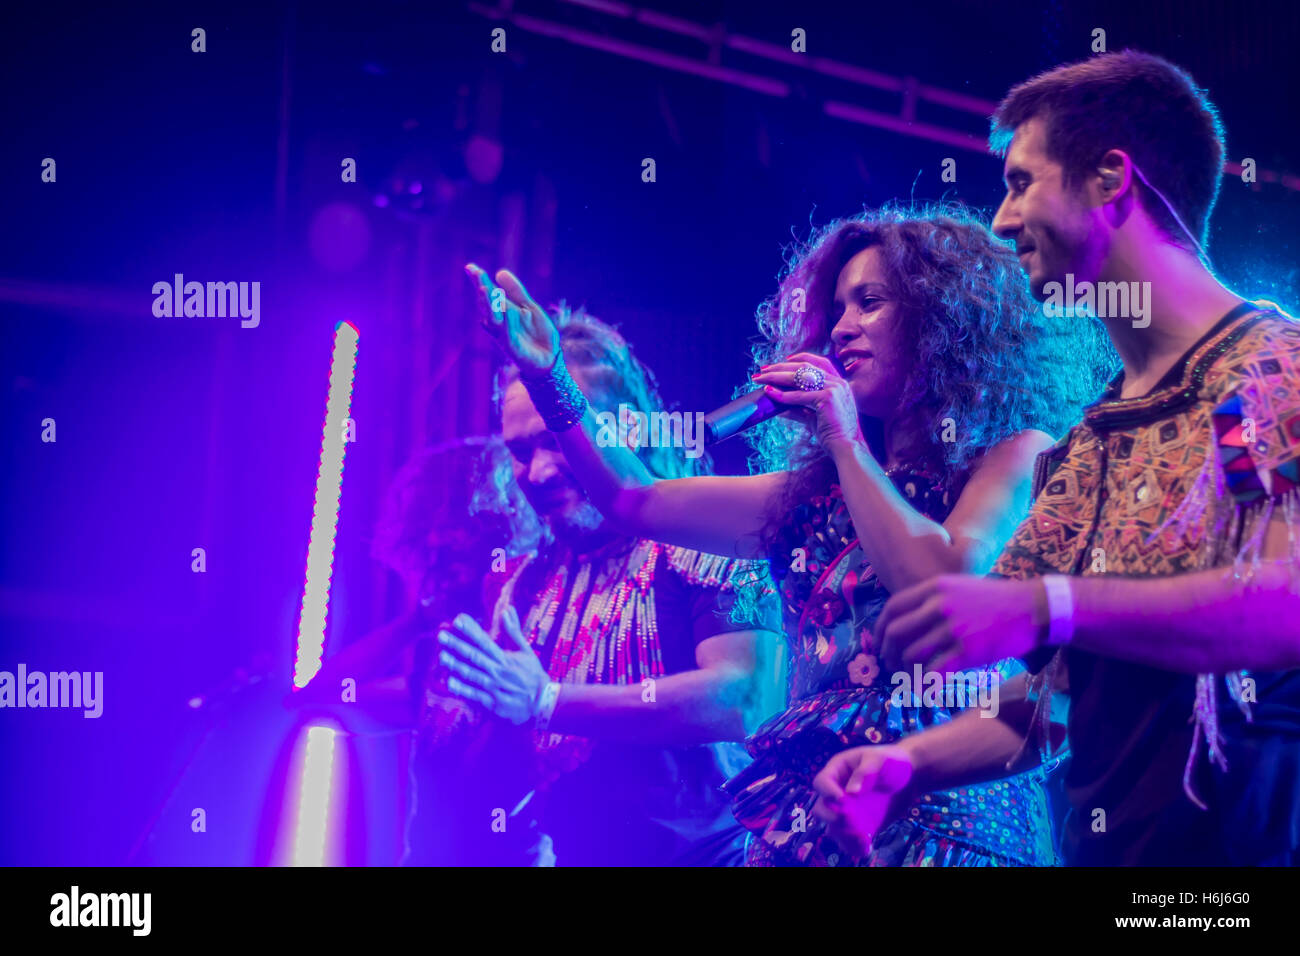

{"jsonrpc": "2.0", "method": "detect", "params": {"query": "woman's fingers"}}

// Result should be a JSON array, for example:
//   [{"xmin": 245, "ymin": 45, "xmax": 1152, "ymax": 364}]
[
  {"xmin": 496, "ymin": 269, "xmax": 544, "ymax": 318},
  {"xmin": 756, "ymin": 360, "xmax": 839, "ymax": 378},
  {"xmin": 753, "ymin": 367, "xmax": 837, "ymax": 390},
  {"xmin": 465, "ymin": 263, "xmax": 497, "ymax": 320},
  {"xmin": 464, "ymin": 263, "xmax": 533, "ymax": 341},
  {"xmin": 464, "ymin": 265, "xmax": 558, "ymax": 371},
  {"xmin": 752, "ymin": 369, "xmax": 801, "ymax": 387},
  {"xmin": 754, "ymin": 356, "xmax": 843, "ymax": 399},
  {"xmin": 762, "ymin": 384, "xmax": 819, "ymax": 406},
  {"xmin": 784, "ymin": 351, "xmax": 839, "ymax": 374}
]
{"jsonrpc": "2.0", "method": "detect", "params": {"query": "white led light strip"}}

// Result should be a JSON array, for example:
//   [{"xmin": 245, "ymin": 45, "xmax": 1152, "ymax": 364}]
[
  {"xmin": 291, "ymin": 724, "xmax": 338, "ymax": 867},
  {"xmin": 287, "ymin": 320, "xmax": 358, "ymax": 868},
  {"xmin": 293, "ymin": 320, "xmax": 359, "ymax": 690}
]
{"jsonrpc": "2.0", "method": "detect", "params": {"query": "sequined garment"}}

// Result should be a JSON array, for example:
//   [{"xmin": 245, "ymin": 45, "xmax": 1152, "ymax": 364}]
[
  {"xmin": 486, "ymin": 539, "xmax": 739, "ymax": 782},
  {"xmin": 724, "ymin": 471, "xmax": 1059, "ymax": 867},
  {"xmin": 407, "ymin": 537, "xmax": 771, "ymax": 866},
  {"xmin": 993, "ymin": 305, "xmax": 1300, "ymax": 863}
]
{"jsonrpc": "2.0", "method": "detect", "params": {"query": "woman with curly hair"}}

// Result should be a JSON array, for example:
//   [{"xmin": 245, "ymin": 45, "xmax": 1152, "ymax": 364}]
[{"xmin": 467, "ymin": 204, "xmax": 1116, "ymax": 866}]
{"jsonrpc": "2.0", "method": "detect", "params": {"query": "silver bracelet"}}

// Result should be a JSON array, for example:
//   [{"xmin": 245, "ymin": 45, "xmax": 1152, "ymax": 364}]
[
  {"xmin": 1041, "ymin": 575, "xmax": 1075, "ymax": 648},
  {"xmin": 534, "ymin": 681, "xmax": 561, "ymax": 734}
]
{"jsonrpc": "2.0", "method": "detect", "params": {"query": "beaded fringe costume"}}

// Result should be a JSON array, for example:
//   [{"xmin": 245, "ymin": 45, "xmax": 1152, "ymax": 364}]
[{"xmin": 487, "ymin": 541, "xmax": 744, "ymax": 779}]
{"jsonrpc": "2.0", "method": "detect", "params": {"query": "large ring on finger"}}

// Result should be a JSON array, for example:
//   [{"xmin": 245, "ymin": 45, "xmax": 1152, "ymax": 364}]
[{"xmin": 793, "ymin": 364, "xmax": 826, "ymax": 391}]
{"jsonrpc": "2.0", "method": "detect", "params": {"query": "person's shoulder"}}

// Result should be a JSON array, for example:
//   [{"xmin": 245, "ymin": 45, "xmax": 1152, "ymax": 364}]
[
  {"xmin": 658, "ymin": 543, "xmax": 753, "ymax": 591},
  {"xmin": 1207, "ymin": 304, "xmax": 1300, "ymax": 389},
  {"xmin": 654, "ymin": 540, "xmax": 774, "ymax": 603},
  {"xmin": 1204, "ymin": 305, "xmax": 1300, "ymax": 481},
  {"xmin": 1203, "ymin": 305, "xmax": 1300, "ymax": 408},
  {"xmin": 1027, "ymin": 425, "xmax": 1086, "ymax": 500},
  {"xmin": 655, "ymin": 541, "xmax": 780, "ymax": 635}
]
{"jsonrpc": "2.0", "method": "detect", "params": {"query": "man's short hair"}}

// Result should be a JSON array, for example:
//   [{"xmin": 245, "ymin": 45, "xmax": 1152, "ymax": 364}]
[{"xmin": 990, "ymin": 50, "xmax": 1226, "ymax": 253}]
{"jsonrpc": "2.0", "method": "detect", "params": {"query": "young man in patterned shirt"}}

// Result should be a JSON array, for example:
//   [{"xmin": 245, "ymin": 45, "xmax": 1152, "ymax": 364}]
[{"xmin": 813, "ymin": 50, "xmax": 1300, "ymax": 866}]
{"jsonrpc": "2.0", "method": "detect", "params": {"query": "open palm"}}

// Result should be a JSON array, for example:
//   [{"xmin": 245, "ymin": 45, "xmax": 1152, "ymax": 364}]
[{"xmin": 466, "ymin": 263, "xmax": 559, "ymax": 375}]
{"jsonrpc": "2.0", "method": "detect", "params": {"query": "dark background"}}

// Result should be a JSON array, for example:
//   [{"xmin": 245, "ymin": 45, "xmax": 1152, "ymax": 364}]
[{"xmin": 1, "ymin": 0, "xmax": 1297, "ymax": 864}]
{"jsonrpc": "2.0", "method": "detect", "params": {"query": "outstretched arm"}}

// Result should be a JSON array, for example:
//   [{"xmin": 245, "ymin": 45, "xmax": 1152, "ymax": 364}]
[
  {"xmin": 542, "ymin": 628, "xmax": 784, "ymax": 745},
  {"xmin": 877, "ymin": 512, "xmax": 1300, "ymax": 675},
  {"xmin": 1061, "ymin": 553, "xmax": 1300, "ymax": 673},
  {"xmin": 811, "ymin": 669, "xmax": 1068, "ymax": 855},
  {"xmin": 469, "ymin": 263, "xmax": 785, "ymax": 558},
  {"xmin": 436, "ymin": 609, "xmax": 785, "ymax": 746}
]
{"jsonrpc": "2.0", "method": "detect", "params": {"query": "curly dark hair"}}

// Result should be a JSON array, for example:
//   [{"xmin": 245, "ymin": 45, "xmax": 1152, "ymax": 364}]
[{"xmin": 746, "ymin": 203, "xmax": 1118, "ymax": 548}]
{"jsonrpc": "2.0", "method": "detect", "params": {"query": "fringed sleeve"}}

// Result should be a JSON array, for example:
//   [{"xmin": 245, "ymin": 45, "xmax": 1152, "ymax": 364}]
[
  {"xmin": 664, "ymin": 545, "xmax": 780, "ymax": 631},
  {"xmin": 1168, "ymin": 320, "xmax": 1300, "ymax": 807}
]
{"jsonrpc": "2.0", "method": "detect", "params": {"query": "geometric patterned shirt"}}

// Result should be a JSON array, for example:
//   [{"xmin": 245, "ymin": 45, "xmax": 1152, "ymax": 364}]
[{"xmin": 992, "ymin": 303, "xmax": 1300, "ymax": 864}]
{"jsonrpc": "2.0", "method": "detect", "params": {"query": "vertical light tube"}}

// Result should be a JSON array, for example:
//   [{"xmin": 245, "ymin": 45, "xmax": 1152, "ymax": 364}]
[
  {"xmin": 291, "ymin": 724, "xmax": 338, "ymax": 867},
  {"xmin": 293, "ymin": 320, "xmax": 359, "ymax": 689},
  {"xmin": 287, "ymin": 320, "xmax": 358, "ymax": 867}
]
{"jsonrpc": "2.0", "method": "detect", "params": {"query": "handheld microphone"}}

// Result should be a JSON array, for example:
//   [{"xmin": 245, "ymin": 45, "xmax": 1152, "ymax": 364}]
[{"xmin": 704, "ymin": 388, "xmax": 783, "ymax": 445}]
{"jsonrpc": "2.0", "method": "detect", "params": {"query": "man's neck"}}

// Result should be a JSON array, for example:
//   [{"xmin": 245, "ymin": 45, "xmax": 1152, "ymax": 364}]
[{"xmin": 1100, "ymin": 239, "xmax": 1244, "ymax": 398}]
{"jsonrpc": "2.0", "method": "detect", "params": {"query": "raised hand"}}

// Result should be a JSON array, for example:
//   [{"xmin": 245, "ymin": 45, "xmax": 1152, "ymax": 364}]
[{"xmin": 465, "ymin": 263, "xmax": 560, "ymax": 376}]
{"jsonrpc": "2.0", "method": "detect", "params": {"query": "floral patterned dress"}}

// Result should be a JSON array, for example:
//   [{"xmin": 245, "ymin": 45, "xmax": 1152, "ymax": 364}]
[{"xmin": 722, "ymin": 471, "xmax": 1059, "ymax": 866}]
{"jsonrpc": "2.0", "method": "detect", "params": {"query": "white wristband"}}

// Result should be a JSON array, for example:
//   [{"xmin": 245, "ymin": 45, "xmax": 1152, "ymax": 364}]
[
  {"xmin": 534, "ymin": 681, "xmax": 561, "ymax": 734},
  {"xmin": 1041, "ymin": 575, "xmax": 1075, "ymax": 648}
]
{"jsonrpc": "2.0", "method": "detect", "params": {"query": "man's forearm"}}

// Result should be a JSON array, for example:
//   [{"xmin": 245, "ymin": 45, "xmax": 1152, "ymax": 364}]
[
  {"xmin": 1069, "ymin": 560, "xmax": 1300, "ymax": 673},
  {"xmin": 900, "ymin": 674, "xmax": 1049, "ymax": 793},
  {"xmin": 548, "ymin": 665, "xmax": 757, "ymax": 746},
  {"xmin": 556, "ymin": 405, "xmax": 657, "ymax": 509}
]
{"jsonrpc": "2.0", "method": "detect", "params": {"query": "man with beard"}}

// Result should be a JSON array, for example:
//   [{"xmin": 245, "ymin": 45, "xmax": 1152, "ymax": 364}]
[
  {"xmin": 814, "ymin": 50, "xmax": 1300, "ymax": 866},
  {"xmin": 424, "ymin": 277, "xmax": 783, "ymax": 866}
]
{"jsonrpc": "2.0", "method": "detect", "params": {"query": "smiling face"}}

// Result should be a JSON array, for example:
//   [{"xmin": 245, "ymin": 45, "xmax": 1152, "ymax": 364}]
[
  {"xmin": 828, "ymin": 245, "xmax": 910, "ymax": 420},
  {"xmin": 501, "ymin": 378, "xmax": 604, "ymax": 538},
  {"xmin": 992, "ymin": 116, "xmax": 1107, "ymax": 298}
]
